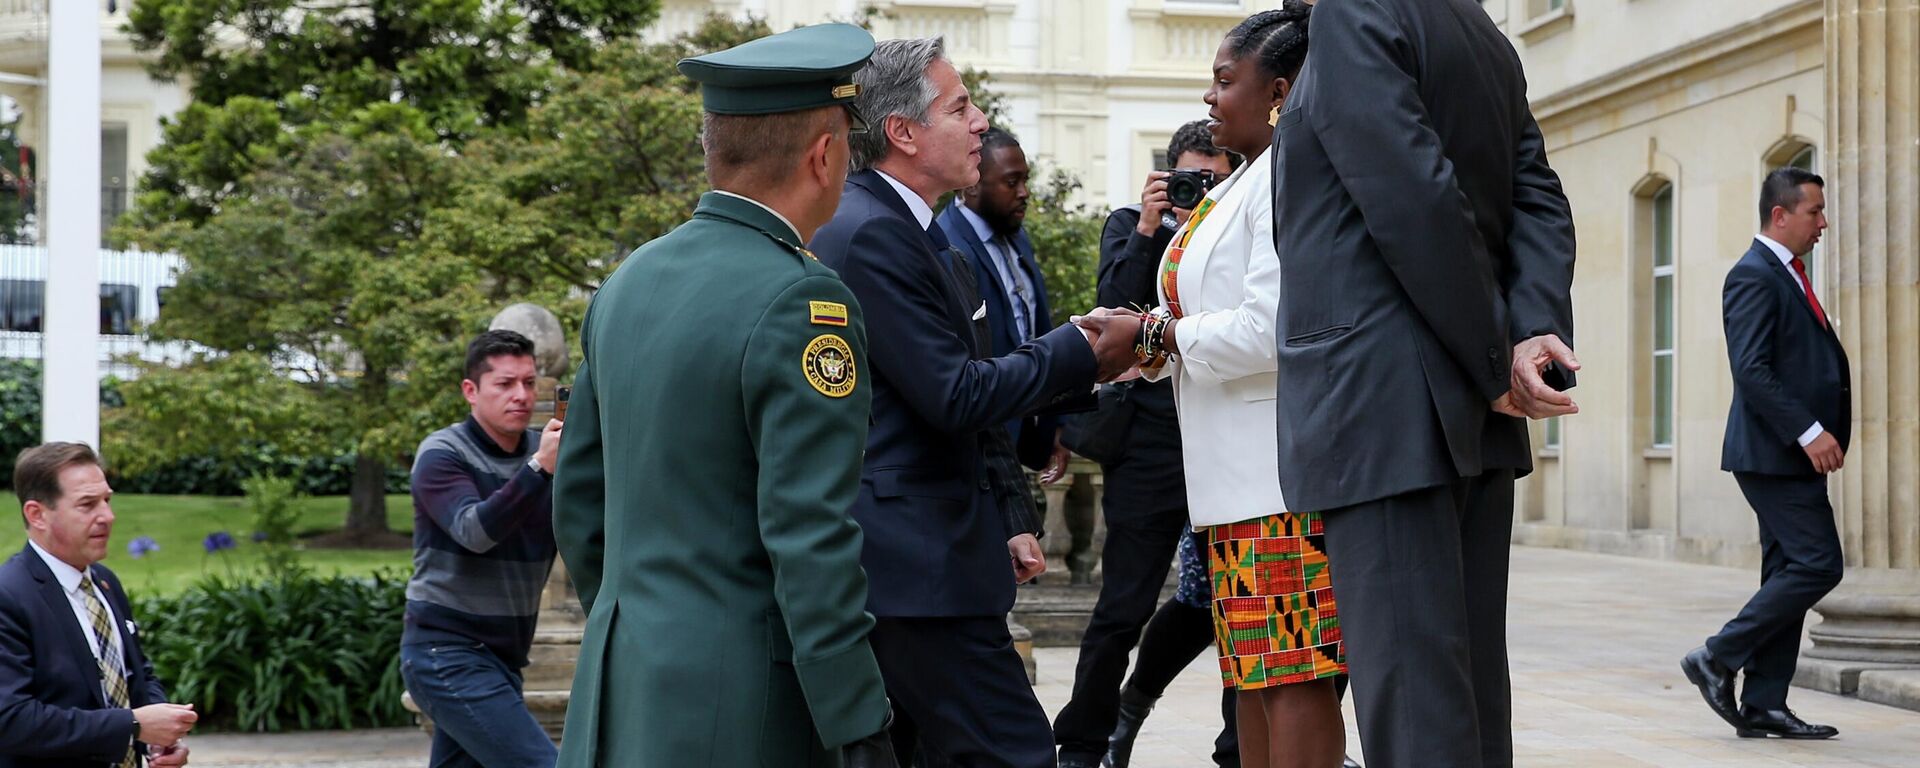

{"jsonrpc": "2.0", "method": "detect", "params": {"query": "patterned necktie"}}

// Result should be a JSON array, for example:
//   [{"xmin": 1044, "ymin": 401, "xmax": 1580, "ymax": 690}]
[
  {"xmin": 996, "ymin": 238, "xmax": 1034, "ymax": 340},
  {"xmin": 79, "ymin": 575, "xmax": 138, "ymax": 768},
  {"xmin": 1790, "ymin": 257, "xmax": 1829, "ymax": 329}
]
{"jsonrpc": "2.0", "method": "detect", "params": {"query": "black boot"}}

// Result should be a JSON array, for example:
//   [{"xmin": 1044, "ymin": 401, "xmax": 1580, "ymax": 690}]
[{"xmin": 1104, "ymin": 686, "xmax": 1158, "ymax": 768}]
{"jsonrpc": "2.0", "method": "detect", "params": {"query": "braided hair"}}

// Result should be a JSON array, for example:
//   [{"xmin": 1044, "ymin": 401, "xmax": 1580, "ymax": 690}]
[{"xmin": 1225, "ymin": 1, "xmax": 1313, "ymax": 81}]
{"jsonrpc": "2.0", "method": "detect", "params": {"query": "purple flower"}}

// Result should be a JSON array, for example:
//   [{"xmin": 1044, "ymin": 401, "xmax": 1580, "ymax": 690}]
[
  {"xmin": 127, "ymin": 536, "xmax": 159, "ymax": 559},
  {"xmin": 202, "ymin": 531, "xmax": 237, "ymax": 553}
]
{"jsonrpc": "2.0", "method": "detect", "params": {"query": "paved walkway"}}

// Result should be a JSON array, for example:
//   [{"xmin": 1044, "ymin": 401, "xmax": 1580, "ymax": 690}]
[{"xmin": 188, "ymin": 547, "xmax": 1920, "ymax": 767}]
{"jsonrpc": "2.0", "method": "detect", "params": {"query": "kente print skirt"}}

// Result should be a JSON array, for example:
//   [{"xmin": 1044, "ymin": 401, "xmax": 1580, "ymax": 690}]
[{"xmin": 1206, "ymin": 511, "xmax": 1346, "ymax": 689}]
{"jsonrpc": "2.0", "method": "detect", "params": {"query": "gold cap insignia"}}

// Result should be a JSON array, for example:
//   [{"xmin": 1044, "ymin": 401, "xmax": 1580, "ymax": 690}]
[
  {"xmin": 803, "ymin": 334, "xmax": 857, "ymax": 398},
  {"xmin": 832, "ymin": 83, "xmax": 860, "ymax": 99}
]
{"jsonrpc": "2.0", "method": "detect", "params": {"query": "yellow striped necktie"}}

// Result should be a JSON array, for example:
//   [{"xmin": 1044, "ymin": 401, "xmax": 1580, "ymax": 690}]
[{"xmin": 78, "ymin": 575, "xmax": 138, "ymax": 768}]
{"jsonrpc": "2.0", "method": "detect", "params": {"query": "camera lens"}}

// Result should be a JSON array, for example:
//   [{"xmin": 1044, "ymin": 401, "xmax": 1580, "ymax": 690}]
[{"xmin": 1167, "ymin": 172, "xmax": 1206, "ymax": 209}]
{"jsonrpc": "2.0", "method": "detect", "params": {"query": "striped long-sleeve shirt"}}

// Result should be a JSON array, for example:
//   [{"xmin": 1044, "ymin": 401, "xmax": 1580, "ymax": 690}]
[{"xmin": 402, "ymin": 417, "xmax": 555, "ymax": 668}]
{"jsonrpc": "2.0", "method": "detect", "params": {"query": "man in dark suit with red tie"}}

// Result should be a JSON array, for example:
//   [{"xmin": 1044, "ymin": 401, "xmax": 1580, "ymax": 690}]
[
  {"xmin": 0, "ymin": 442, "xmax": 199, "ymax": 767},
  {"xmin": 1682, "ymin": 167, "xmax": 1850, "ymax": 740}
]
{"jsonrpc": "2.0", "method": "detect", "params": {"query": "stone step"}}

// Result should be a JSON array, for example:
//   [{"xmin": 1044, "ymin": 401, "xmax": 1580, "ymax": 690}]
[{"xmin": 1012, "ymin": 580, "xmax": 1178, "ymax": 648}]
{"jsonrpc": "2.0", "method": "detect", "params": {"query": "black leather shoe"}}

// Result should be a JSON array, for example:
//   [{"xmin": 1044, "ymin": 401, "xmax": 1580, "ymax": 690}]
[
  {"xmin": 1737, "ymin": 706, "xmax": 1839, "ymax": 740},
  {"xmin": 1681, "ymin": 646, "xmax": 1743, "ymax": 729},
  {"xmin": 1103, "ymin": 686, "xmax": 1159, "ymax": 768},
  {"xmin": 1057, "ymin": 758, "xmax": 1101, "ymax": 768},
  {"xmin": 1342, "ymin": 755, "xmax": 1362, "ymax": 768}
]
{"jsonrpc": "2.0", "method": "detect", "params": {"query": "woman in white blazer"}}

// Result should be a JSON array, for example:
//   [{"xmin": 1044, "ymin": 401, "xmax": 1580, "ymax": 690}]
[{"xmin": 1134, "ymin": 6, "xmax": 1345, "ymax": 768}]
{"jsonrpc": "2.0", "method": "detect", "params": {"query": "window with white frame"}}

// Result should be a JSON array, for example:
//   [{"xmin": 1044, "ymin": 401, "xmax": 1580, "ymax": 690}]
[{"xmin": 1651, "ymin": 184, "xmax": 1676, "ymax": 449}]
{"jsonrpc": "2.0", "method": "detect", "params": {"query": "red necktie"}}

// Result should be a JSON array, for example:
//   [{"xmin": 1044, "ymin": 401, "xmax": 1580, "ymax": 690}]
[{"xmin": 1790, "ymin": 257, "xmax": 1828, "ymax": 329}]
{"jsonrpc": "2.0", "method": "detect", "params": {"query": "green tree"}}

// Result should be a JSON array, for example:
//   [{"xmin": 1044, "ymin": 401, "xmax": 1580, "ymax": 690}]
[
  {"xmin": 426, "ymin": 17, "xmax": 770, "ymax": 300},
  {"xmin": 120, "ymin": 107, "xmax": 485, "ymax": 542},
  {"xmin": 119, "ymin": 0, "xmax": 659, "ymax": 537},
  {"xmin": 116, "ymin": 8, "xmax": 768, "ymax": 538},
  {"xmin": 122, "ymin": 0, "xmax": 660, "ymax": 230}
]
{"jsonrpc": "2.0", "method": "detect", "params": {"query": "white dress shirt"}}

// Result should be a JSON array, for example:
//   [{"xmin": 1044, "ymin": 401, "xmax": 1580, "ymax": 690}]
[
  {"xmin": 875, "ymin": 170, "xmax": 935, "ymax": 230},
  {"xmin": 1753, "ymin": 233, "xmax": 1826, "ymax": 447},
  {"xmin": 956, "ymin": 203, "xmax": 1037, "ymax": 340},
  {"xmin": 29, "ymin": 539, "xmax": 119, "ymax": 664}
]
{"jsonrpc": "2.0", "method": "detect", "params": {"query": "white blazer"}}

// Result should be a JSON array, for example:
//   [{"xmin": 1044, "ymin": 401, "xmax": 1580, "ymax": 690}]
[{"xmin": 1149, "ymin": 150, "xmax": 1286, "ymax": 528}]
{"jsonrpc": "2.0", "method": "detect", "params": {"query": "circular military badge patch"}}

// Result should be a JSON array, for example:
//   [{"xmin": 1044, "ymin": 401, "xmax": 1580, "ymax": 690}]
[{"xmin": 803, "ymin": 334, "xmax": 857, "ymax": 398}]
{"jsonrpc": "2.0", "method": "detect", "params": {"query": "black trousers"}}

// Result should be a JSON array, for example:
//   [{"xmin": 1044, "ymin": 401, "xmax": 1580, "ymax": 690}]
[
  {"xmin": 871, "ymin": 616, "xmax": 1056, "ymax": 768},
  {"xmin": 1125, "ymin": 600, "xmax": 1239, "ymax": 765},
  {"xmin": 1052, "ymin": 421, "xmax": 1236, "ymax": 765},
  {"xmin": 1707, "ymin": 472, "xmax": 1844, "ymax": 709},
  {"xmin": 1321, "ymin": 470, "xmax": 1515, "ymax": 768}
]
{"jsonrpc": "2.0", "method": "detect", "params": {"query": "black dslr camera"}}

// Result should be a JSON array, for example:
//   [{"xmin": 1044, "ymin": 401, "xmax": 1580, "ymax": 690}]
[{"xmin": 1165, "ymin": 168, "xmax": 1222, "ymax": 209}]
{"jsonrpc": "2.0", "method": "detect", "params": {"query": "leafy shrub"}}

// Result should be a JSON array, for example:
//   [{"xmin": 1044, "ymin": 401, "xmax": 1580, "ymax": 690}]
[
  {"xmin": 0, "ymin": 360, "xmax": 124, "ymax": 486},
  {"xmin": 107, "ymin": 447, "xmax": 410, "ymax": 496},
  {"xmin": 132, "ymin": 570, "xmax": 410, "ymax": 732},
  {"xmin": 1025, "ymin": 168, "xmax": 1104, "ymax": 326},
  {"xmin": 242, "ymin": 475, "xmax": 302, "ymax": 579}
]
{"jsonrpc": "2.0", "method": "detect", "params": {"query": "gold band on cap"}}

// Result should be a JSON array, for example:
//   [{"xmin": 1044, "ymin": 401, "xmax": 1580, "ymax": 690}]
[{"xmin": 832, "ymin": 84, "xmax": 860, "ymax": 99}]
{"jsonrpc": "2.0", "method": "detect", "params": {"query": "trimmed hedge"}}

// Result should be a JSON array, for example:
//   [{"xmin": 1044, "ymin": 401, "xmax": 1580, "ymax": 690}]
[{"xmin": 131, "ymin": 569, "xmax": 411, "ymax": 732}]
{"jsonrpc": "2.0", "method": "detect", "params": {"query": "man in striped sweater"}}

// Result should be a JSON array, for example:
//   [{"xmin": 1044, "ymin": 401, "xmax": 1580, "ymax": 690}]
[{"xmin": 400, "ymin": 330, "xmax": 562, "ymax": 768}]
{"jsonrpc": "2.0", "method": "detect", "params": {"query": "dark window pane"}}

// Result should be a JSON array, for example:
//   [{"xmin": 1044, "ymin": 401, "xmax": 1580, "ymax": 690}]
[
  {"xmin": 1654, "ymin": 273, "xmax": 1674, "ymax": 350},
  {"xmin": 0, "ymin": 278, "xmax": 43, "ymax": 332},
  {"xmin": 1652, "ymin": 185, "xmax": 1674, "ymax": 268},
  {"xmin": 99, "ymin": 283, "xmax": 137, "ymax": 335},
  {"xmin": 1653, "ymin": 354, "xmax": 1674, "ymax": 447}
]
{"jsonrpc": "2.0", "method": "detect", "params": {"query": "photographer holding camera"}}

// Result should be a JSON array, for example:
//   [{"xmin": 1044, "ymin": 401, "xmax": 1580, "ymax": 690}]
[{"xmin": 1053, "ymin": 120, "xmax": 1241, "ymax": 768}]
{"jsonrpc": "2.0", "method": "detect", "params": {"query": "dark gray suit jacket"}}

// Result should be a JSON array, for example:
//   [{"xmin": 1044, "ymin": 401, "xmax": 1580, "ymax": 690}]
[
  {"xmin": 1271, "ymin": 0, "xmax": 1575, "ymax": 513},
  {"xmin": 1720, "ymin": 241, "xmax": 1850, "ymax": 475}
]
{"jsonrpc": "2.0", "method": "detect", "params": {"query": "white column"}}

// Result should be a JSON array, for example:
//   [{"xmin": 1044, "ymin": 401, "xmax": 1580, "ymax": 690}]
[{"xmin": 42, "ymin": 0, "xmax": 101, "ymax": 447}]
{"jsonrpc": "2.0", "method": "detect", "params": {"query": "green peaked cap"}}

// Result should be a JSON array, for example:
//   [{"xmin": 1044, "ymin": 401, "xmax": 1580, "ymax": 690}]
[{"xmin": 677, "ymin": 23, "xmax": 876, "ymax": 116}]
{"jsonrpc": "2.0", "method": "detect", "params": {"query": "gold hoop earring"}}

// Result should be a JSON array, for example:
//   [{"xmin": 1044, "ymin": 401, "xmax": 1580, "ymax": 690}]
[{"xmin": 1269, "ymin": 106, "xmax": 1280, "ymax": 127}]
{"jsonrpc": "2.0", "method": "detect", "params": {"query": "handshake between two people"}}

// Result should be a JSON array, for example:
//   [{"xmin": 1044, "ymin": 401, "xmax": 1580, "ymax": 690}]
[{"xmin": 1068, "ymin": 306, "xmax": 1148, "ymax": 384}]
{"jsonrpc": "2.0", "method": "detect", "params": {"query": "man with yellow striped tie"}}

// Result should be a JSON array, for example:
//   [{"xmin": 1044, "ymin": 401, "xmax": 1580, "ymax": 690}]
[{"xmin": 0, "ymin": 442, "xmax": 198, "ymax": 768}]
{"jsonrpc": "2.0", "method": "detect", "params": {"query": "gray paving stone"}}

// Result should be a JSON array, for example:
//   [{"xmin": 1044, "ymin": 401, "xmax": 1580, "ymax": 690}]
[{"xmin": 182, "ymin": 547, "xmax": 1920, "ymax": 768}]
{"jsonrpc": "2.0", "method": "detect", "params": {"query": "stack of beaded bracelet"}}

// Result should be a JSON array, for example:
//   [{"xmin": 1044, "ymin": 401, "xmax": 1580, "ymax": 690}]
[{"xmin": 1135, "ymin": 306, "xmax": 1173, "ymax": 368}]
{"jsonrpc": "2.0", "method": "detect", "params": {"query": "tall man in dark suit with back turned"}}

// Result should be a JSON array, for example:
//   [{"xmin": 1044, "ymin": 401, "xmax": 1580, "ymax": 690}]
[
  {"xmin": 1271, "ymin": 1, "xmax": 1578, "ymax": 766},
  {"xmin": 0, "ymin": 442, "xmax": 199, "ymax": 768},
  {"xmin": 1681, "ymin": 168, "xmax": 1848, "ymax": 741},
  {"xmin": 810, "ymin": 36, "xmax": 1139, "ymax": 768}
]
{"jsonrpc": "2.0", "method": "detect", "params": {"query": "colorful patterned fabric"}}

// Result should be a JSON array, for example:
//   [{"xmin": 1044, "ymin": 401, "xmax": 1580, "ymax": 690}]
[
  {"xmin": 1172, "ymin": 526, "xmax": 1212, "ymax": 609},
  {"xmin": 1158, "ymin": 196, "xmax": 1218, "ymax": 319},
  {"xmin": 1206, "ymin": 512, "xmax": 1346, "ymax": 690}
]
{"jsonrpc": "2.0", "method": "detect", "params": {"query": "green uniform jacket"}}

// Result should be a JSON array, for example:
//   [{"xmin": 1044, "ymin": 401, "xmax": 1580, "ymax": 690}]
[{"xmin": 554, "ymin": 192, "xmax": 889, "ymax": 767}]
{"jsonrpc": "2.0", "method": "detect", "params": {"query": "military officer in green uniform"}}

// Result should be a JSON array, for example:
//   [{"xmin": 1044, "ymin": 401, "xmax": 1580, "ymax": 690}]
[{"xmin": 553, "ymin": 23, "xmax": 896, "ymax": 768}]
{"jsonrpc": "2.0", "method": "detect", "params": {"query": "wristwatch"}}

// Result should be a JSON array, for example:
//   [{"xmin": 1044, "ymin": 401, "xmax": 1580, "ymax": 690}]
[{"xmin": 527, "ymin": 458, "xmax": 551, "ymax": 479}]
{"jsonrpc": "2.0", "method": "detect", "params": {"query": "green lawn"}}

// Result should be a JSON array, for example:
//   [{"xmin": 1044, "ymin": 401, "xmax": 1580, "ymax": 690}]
[{"xmin": 0, "ymin": 494, "xmax": 415, "ymax": 595}]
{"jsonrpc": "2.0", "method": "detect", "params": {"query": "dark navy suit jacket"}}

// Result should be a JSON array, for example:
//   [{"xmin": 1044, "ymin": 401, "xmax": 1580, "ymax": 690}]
[
  {"xmin": 935, "ymin": 203, "xmax": 1061, "ymax": 469},
  {"xmin": 0, "ymin": 545, "xmax": 166, "ymax": 768},
  {"xmin": 811, "ymin": 170, "xmax": 1096, "ymax": 617},
  {"xmin": 1721, "ymin": 240, "xmax": 1852, "ymax": 475}
]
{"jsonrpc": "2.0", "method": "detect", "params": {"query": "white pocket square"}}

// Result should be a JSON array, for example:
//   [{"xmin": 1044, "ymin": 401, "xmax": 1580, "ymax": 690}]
[{"xmin": 972, "ymin": 302, "xmax": 987, "ymax": 321}]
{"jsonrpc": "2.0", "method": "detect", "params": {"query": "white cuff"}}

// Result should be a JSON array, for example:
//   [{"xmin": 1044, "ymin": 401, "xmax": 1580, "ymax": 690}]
[{"xmin": 1797, "ymin": 422, "xmax": 1824, "ymax": 447}]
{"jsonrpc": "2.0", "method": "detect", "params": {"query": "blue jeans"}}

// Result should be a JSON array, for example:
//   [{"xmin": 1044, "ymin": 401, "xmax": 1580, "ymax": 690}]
[{"xmin": 400, "ymin": 642, "xmax": 557, "ymax": 768}]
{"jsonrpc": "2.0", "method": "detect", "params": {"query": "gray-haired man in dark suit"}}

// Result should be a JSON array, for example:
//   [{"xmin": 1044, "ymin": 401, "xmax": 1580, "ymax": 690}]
[{"xmin": 1270, "ymin": 1, "xmax": 1577, "ymax": 766}]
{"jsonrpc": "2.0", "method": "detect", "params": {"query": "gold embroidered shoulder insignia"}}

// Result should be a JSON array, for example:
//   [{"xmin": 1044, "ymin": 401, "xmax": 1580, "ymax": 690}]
[{"xmin": 802, "ymin": 334, "xmax": 857, "ymax": 398}]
